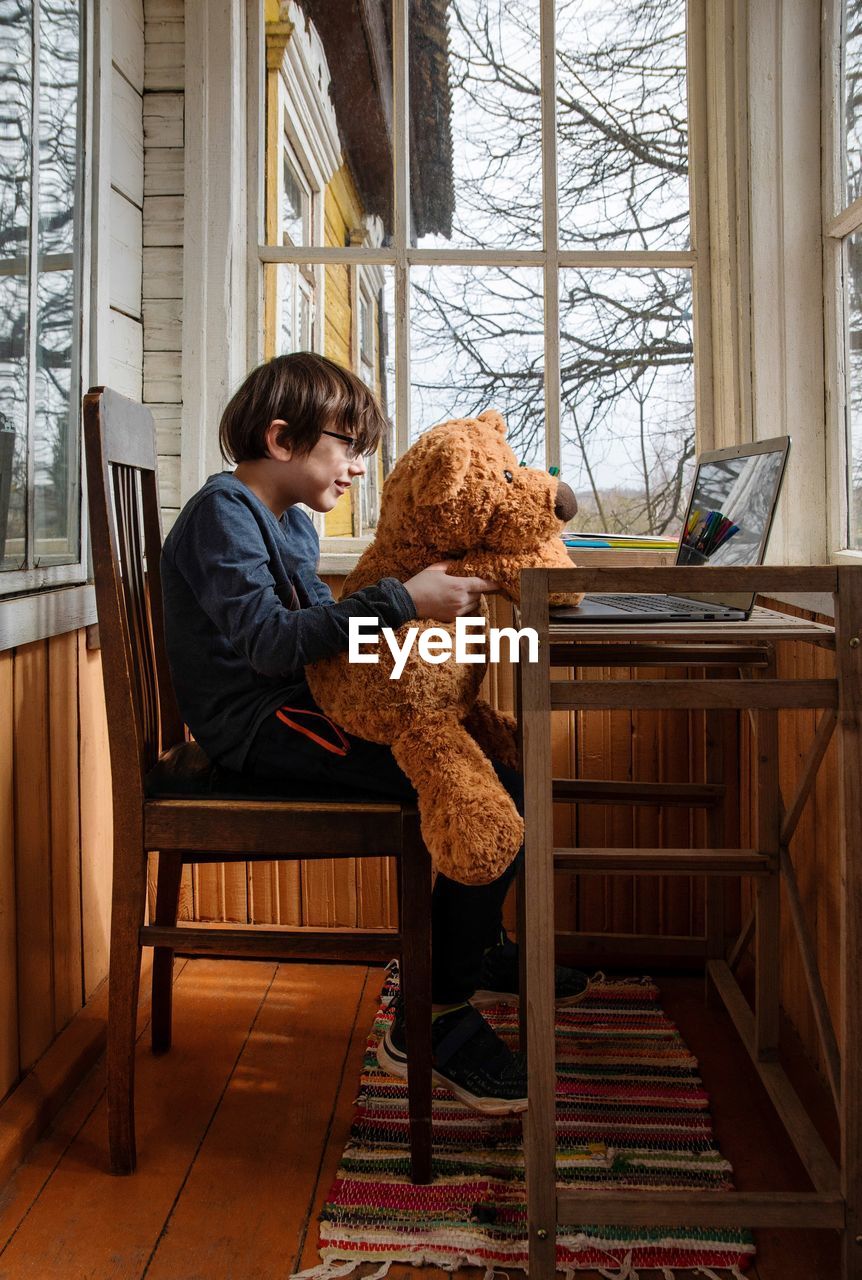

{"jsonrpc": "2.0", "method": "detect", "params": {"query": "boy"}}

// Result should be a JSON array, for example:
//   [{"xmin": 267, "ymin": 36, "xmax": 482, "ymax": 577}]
[{"xmin": 161, "ymin": 352, "xmax": 587, "ymax": 1115}]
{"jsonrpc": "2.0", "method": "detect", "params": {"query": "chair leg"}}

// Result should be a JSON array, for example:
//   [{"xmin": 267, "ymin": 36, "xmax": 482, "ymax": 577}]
[
  {"xmin": 151, "ymin": 852, "xmax": 184, "ymax": 1055},
  {"xmin": 400, "ymin": 809, "xmax": 433, "ymax": 1184},
  {"xmin": 107, "ymin": 834, "xmax": 148, "ymax": 1175}
]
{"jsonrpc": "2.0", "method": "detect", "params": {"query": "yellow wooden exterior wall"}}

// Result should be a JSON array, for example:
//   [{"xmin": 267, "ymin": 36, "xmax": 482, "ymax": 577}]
[{"xmin": 323, "ymin": 169, "xmax": 360, "ymax": 538}]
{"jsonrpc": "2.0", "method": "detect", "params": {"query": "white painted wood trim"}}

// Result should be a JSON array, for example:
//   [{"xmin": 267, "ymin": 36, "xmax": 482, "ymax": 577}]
[
  {"xmin": 257, "ymin": 245, "xmax": 697, "ymax": 268},
  {"xmin": 688, "ymin": 0, "xmax": 714, "ymax": 451},
  {"xmin": 182, "ymin": 0, "xmax": 249, "ymax": 500},
  {"xmin": 245, "ymin": 0, "xmax": 265, "ymax": 369},
  {"xmin": 393, "ymin": 0, "xmax": 410, "ymax": 458},
  {"xmin": 539, "ymin": 0, "xmax": 560, "ymax": 472},
  {"xmin": 827, "ymin": 192, "xmax": 862, "ymax": 239},
  {"xmin": 823, "ymin": 0, "xmax": 849, "ymax": 555}
]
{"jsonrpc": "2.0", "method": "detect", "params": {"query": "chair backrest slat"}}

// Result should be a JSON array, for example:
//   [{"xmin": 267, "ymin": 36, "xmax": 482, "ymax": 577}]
[{"xmin": 84, "ymin": 388, "xmax": 185, "ymax": 798}]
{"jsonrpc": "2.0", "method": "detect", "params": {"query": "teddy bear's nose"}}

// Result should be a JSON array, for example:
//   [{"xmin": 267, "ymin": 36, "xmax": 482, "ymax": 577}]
[{"xmin": 554, "ymin": 480, "xmax": 578, "ymax": 523}]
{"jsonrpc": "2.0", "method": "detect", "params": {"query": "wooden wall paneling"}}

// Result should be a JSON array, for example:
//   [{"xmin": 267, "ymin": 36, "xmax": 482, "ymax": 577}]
[
  {"xmin": 576, "ymin": 671, "xmax": 609, "ymax": 934},
  {"xmin": 551, "ymin": 682, "xmax": 577, "ymax": 937},
  {"xmin": 110, "ymin": 68, "xmax": 144, "ymax": 208},
  {"xmin": 142, "ymin": 91, "xmax": 184, "ymax": 148},
  {"xmin": 144, "ymin": 148, "xmax": 184, "ymax": 198},
  {"xmin": 150, "ymin": 403, "xmax": 181, "ymax": 456},
  {"xmin": 113, "ymin": 0, "xmax": 145, "ymax": 91},
  {"xmin": 143, "ymin": 350, "xmax": 181, "ymax": 402},
  {"xmin": 689, "ymin": 702, "xmax": 707, "ymax": 939},
  {"xmin": 144, "ymin": 18, "xmax": 184, "ymax": 92},
  {"xmin": 632, "ymin": 674, "xmax": 662, "ymax": 936},
  {"xmin": 78, "ymin": 633, "xmax": 113, "ymax": 1000},
  {"xmin": 48, "ymin": 633, "xmax": 83, "ymax": 1033},
  {"xmin": 247, "ymin": 861, "xmax": 277, "ymax": 924},
  {"xmin": 659, "ymin": 665, "xmax": 695, "ymax": 936},
  {"xmin": 276, "ymin": 862, "xmax": 303, "ymax": 927},
  {"xmin": 107, "ymin": 311, "xmax": 144, "ymax": 401},
  {"xmin": 13, "ymin": 642, "xmax": 54, "ymax": 1071},
  {"xmin": 0, "ymin": 651, "xmax": 18, "ymax": 1098},
  {"xmin": 301, "ymin": 859, "xmax": 356, "ymax": 928},
  {"xmin": 109, "ymin": 189, "xmax": 144, "ymax": 320},
  {"xmin": 712, "ymin": 682, "xmax": 743, "ymax": 949},
  {"xmin": 356, "ymin": 858, "xmax": 394, "ymax": 931},
  {"xmin": 142, "ymin": 298, "xmax": 182, "ymax": 350},
  {"xmin": 608, "ymin": 666, "xmax": 635, "ymax": 934},
  {"xmin": 142, "ymin": 247, "xmax": 183, "ymax": 300},
  {"xmin": 142, "ymin": 195, "xmax": 184, "ymax": 247},
  {"xmin": 193, "ymin": 864, "xmax": 227, "ymax": 922}
]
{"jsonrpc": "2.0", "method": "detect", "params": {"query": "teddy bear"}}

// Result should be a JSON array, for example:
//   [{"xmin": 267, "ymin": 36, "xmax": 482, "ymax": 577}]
[{"xmin": 305, "ymin": 409, "xmax": 582, "ymax": 886}]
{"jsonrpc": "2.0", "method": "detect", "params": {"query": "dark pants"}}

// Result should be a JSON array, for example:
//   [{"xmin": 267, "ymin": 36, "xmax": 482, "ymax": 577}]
[{"xmin": 244, "ymin": 699, "xmax": 524, "ymax": 1003}]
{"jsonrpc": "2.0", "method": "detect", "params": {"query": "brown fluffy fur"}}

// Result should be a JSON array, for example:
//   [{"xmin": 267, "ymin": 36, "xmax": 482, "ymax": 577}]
[{"xmin": 306, "ymin": 409, "xmax": 582, "ymax": 885}]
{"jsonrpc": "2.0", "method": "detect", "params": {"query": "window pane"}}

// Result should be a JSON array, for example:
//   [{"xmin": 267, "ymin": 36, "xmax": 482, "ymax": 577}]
[
  {"xmin": 35, "ymin": 269, "xmax": 76, "ymax": 560},
  {"xmin": 846, "ymin": 0, "xmax": 862, "ymax": 206},
  {"xmin": 560, "ymin": 268, "xmax": 695, "ymax": 535},
  {"xmin": 556, "ymin": 0, "xmax": 690, "ymax": 251},
  {"xmin": 411, "ymin": 0, "xmax": 543, "ymax": 248},
  {"xmin": 846, "ymin": 231, "xmax": 862, "ymax": 548},
  {"xmin": 281, "ymin": 150, "xmax": 307, "ymax": 246},
  {"xmin": 0, "ymin": 0, "xmax": 33, "ymax": 570},
  {"xmin": 410, "ymin": 266, "xmax": 545, "ymax": 463},
  {"xmin": 35, "ymin": 0, "xmax": 82, "ymax": 564}
]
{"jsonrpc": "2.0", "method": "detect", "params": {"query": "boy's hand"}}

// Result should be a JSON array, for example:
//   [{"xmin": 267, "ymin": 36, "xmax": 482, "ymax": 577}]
[{"xmin": 403, "ymin": 561, "xmax": 500, "ymax": 622}]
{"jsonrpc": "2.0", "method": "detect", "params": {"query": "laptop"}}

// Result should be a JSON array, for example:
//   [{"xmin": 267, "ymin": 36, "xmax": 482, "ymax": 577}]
[{"xmin": 550, "ymin": 436, "xmax": 791, "ymax": 624}]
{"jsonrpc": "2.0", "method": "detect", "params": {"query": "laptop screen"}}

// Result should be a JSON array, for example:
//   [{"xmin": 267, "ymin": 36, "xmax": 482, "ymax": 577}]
[{"xmin": 676, "ymin": 437, "xmax": 790, "ymax": 610}]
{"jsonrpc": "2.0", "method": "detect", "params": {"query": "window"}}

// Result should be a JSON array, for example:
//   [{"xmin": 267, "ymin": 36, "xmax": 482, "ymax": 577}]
[
  {"xmin": 830, "ymin": 0, "xmax": 862, "ymax": 552},
  {"xmin": 256, "ymin": 0, "xmax": 709, "ymax": 543},
  {"xmin": 0, "ymin": 0, "xmax": 87, "ymax": 593}
]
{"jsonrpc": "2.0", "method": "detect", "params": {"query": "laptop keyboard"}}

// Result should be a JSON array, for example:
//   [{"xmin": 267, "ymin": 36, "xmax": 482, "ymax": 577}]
[{"xmin": 595, "ymin": 594, "xmax": 715, "ymax": 615}]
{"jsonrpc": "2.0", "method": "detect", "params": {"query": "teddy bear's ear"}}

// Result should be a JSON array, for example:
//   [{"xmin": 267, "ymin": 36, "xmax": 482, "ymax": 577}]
[
  {"xmin": 476, "ymin": 409, "xmax": 507, "ymax": 437},
  {"xmin": 409, "ymin": 435, "xmax": 472, "ymax": 506}
]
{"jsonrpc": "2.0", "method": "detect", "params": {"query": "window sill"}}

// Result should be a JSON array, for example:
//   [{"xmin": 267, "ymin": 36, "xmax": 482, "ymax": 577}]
[{"xmin": 0, "ymin": 583, "xmax": 97, "ymax": 652}]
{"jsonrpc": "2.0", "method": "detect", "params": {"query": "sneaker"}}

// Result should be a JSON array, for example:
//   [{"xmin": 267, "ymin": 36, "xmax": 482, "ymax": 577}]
[
  {"xmin": 472, "ymin": 934, "xmax": 591, "ymax": 1008},
  {"xmin": 376, "ymin": 995, "xmax": 528, "ymax": 1115}
]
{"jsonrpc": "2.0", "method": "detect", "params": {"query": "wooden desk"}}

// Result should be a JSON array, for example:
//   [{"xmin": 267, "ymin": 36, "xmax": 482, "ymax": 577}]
[{"xmin": 516, "ymin": 565, "xmax": 861, "ymax": 1279}]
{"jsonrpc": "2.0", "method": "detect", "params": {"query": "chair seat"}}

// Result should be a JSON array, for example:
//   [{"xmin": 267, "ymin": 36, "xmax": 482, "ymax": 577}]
[{"xmin": 144, "ymin": 740, "xmax": 387, "ymax": 805}]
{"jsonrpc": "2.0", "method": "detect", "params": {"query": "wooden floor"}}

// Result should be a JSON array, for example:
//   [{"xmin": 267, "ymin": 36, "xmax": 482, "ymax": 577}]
[{"xmin": 0, "ymin": 959, "xmax": 841, "ymax": 1280}]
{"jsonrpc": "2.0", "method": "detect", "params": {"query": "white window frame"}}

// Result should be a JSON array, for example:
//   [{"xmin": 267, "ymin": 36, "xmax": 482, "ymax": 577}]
[
  {"xmin": 824, "ymin": 0, "xmax": 862, "ymax": 563},
  {"xmin": 352, "ymin": 261, "xmax": 384, "ymax": 535},
  {"xmin": 248, "ymin": 0, "xmax": 725, "ymax": 567},
  {"xmin": 1, "ymin": 0, "xmax": 93, "ymax": 602}
]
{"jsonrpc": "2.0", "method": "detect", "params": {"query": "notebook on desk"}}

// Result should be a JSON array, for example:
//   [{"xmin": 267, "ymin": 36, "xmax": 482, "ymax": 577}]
[{"xmin": 550, "ymin": 436, "xmax": 791, "ymax": 624}]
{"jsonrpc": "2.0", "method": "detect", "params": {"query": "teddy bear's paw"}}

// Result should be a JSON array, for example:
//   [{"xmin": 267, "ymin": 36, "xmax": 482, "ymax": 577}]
[
  {"xmin": 430, "ymin": 814, "xmax": 525, "ymax": 885},
  {"xmin": 391, "ymin": 719, "xmax": 524, "ymax": 887},
  {"xmin": 422, "ymin": 799, "xmax": 524, "ymax": 887}
]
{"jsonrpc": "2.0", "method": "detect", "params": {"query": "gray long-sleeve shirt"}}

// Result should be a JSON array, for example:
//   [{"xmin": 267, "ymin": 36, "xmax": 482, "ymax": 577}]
[{"xmin": 160, "ymin": 472, "xmax": 416, "ymax": 770}]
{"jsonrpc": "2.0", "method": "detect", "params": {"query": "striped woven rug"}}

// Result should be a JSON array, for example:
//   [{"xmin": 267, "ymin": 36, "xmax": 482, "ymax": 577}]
[{"xmin": 292, "ymin": 972, "xmax": 755, "ymax": 1279}]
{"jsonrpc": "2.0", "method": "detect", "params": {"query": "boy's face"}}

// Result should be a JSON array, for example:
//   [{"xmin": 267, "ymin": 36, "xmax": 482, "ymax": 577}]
[{"xmin": 267, "ymin": 418, "xmax": 367, "ymax": 513}]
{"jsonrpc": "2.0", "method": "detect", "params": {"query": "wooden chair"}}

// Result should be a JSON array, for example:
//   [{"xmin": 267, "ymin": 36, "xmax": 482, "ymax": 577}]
[{"xmin": 83, "ymin": 386, "xmax": 433, "ymax": 1182}]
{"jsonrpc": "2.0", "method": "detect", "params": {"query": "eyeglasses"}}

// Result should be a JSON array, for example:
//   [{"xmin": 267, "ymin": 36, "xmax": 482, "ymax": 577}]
[{"xmin": 320, "ymin": 429, "xmax": 362, "ymax": 459}]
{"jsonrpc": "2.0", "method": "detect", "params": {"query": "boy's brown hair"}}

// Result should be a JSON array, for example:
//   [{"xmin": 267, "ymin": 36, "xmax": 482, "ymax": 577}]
[{"xmin": 218, "ymin": 352, "xmax": 388, "ymax": 464}]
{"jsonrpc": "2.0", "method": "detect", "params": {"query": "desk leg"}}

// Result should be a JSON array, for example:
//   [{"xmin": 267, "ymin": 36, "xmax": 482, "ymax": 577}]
[
  {"xmin": 755, "ymin": 659, "xmax": 781, "ymax": 1061},
  {"xmin": 836, "ymin": 569, "xmax": 862, "ymax": 1279},
  {"xmin": 522, "ymin": 583, "xmax": 557, "ymax": 1279}
]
